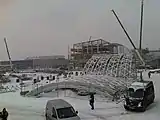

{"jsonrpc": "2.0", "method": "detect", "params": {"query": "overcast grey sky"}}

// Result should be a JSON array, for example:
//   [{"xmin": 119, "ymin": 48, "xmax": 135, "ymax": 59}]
[{"xmin": 0, "ymin": 0, "xmax": 159, "ymax": 60}]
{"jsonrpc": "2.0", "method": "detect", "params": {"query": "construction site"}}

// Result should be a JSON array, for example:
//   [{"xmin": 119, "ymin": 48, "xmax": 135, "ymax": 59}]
[{"xmin": 69, "ymin": 38, "xmax": 130, "ymax": 69}]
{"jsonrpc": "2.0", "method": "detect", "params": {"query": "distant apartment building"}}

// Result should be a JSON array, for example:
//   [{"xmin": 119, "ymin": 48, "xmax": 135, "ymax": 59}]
[{"xmin": 0, "ymin": 55, "xmax": 69, "ymax": 70}]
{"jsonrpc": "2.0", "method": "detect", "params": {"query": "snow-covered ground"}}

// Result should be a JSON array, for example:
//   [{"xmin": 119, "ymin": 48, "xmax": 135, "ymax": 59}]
[{"xmin": 0, "ymin": 71, "xmax": 159, "ymax": 120}]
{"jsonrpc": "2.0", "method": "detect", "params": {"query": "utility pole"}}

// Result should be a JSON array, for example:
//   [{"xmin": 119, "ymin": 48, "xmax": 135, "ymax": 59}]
[
  {"xmin": 139, "ymin": 0, "xmax": 144, "ymax": 80},
  {"xmin": 68, "ymin": 45, "xmax": 70, "ymax": 60},
  {"xmin": 139, "ymin": 0, "xmax": 144, "ymax": 51},
  {"xmin": 68, "ymin": 45, "xmax": 70, "ymax": 71},
  {"xmin": 56, "ymin": 75, "xmax": 59, "ymax": 97}
]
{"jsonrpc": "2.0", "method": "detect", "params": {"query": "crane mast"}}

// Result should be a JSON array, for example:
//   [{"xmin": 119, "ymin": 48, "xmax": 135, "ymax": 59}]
[
  {"xmin": 111, "ymin": 10, "xmax": 145, "ymax": 66},
  {"xmin": 4, "ymin": 37, "xmax": 13, "ymax": 71}
]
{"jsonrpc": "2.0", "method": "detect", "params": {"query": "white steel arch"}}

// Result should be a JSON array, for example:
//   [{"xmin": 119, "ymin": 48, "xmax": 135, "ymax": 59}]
[{"xmin": 83, "ymin": 53, "xmax": 137, "ymax": 79}]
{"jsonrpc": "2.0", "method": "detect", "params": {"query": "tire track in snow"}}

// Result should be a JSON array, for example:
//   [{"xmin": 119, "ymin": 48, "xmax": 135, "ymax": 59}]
[
  {"xmin": 79, "ymin": 104, "xmax": 130, "ymax": 120},
  {"xmin": 80, "ymin": 111, "xmax": 130, "ymax": 120}
]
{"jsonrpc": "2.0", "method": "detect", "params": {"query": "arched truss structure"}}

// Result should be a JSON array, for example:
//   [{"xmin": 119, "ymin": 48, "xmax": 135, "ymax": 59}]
[{"xmin": 83, "ymin": 53, "xmax": 137, "ymax": 79}]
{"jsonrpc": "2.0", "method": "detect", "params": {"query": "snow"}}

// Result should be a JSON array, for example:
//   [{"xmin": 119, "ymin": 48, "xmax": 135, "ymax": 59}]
[
  {"xmin": 4, "ymin": 71, "xmax": 134, "ymax": 99},
  {"xmin": 0, "ymin": 71, "xmax": 160, "ymax": 120},
  {"xmin": 149, "ymin": 69, "xmax": 160, "ymax": 72},
  {"xmin": 129, "ymin": 82, "xmax": 148, "ymax": 90},
  {"xmin": 131, "ymin": 82, "xmax": 147, "ymax": 86},
  {"xmin": 9, "ymin": 71, "xmax": 133, "ymax": 98}
]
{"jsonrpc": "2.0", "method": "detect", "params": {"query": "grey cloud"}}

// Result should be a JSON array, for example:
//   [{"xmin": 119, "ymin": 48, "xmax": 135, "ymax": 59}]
[{"xmin": 0, "ymin": 0, "xmax": 160, "ymax": 60}]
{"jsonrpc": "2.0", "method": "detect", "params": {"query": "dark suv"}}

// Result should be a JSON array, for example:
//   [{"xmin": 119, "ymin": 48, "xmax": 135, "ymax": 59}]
[{"xmin": 124, "ymin": 81, "xmax": 155, "ymax": 112}]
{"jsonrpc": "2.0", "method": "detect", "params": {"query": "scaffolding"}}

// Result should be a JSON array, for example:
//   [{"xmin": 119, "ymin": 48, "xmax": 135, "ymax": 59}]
[{"xmin": 70, "ymin": 39, "xmax": 126, "ymax": 69}]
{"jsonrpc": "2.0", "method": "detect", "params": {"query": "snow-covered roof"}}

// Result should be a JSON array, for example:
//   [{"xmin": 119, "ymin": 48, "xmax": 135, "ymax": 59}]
[
  {"xmin": 149, "ymin": 69, "xmax": 160, "ymax": 72},
  {"xmin": 47, "ymin": 99, "xmax": 72, "ymax": 109},
  {"xmin": 129, "ymin": 82, "xmax": 147, "ymax": 91},
  {"xmin": 131, "ymin": 82, "xmax": 148, "ymax": 87}
]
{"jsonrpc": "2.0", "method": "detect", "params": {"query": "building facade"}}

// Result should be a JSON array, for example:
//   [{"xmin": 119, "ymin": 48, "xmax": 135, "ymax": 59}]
[
  {"xmin": 0, "ymin": 59, "xmax": 33, "ymax": 70},
  {"xmin": 33, "ymin": 58, "xmax": 69, "ymax": 69},
  {"xmin": 69, "ymin": 39, "xmax": 130, "ymax": 69},
  {"xmin": 0, "ymin": 55, "xmax": 69, "ymax": 70}
]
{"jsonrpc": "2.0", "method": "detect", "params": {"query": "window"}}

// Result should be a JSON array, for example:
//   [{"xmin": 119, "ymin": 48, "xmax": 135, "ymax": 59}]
[
  {"xmin": 128, "ymin": 88, "xmax": 144, "ymax": 98},
  {"xmin": 57, "ymin": 107, "xmax": 77, "ymax": 119},
  {"xmin": 52, "ymin": 108, "xmax": 57, "ymax": 118}
]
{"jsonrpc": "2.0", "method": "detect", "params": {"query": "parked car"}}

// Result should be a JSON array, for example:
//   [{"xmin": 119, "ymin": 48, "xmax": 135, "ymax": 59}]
[
  {"xmin": 45, "ymin": 99, "xmax": 80, "ymax": 120},
  {"xmin": 124, "ymin": 81, "xmax": 155, "ymax": 112}
]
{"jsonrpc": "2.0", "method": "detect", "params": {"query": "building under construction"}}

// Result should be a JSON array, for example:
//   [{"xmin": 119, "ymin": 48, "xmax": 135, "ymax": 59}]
[{"xmin": 70, "ymin": 39, "xmax": 129, "ymax": 69}]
